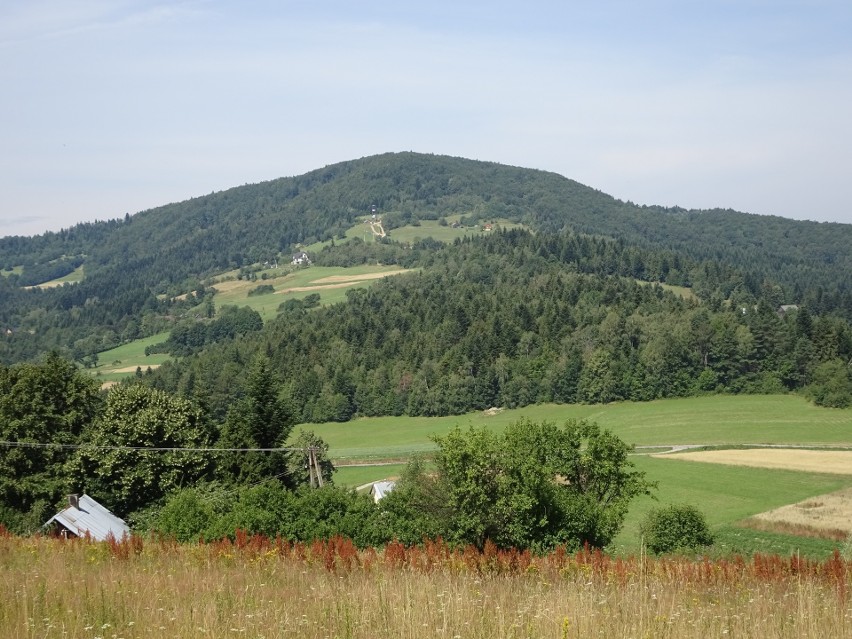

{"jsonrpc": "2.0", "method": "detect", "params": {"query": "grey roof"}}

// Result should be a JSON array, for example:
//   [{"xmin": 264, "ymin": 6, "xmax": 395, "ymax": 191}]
[
  {"xmin": 370, "ymin": 480, "xmax": 396, "ymax": 502},
  {"xmin": 44, "ymin": 495, "xmax": 130, "ymax": 541}
]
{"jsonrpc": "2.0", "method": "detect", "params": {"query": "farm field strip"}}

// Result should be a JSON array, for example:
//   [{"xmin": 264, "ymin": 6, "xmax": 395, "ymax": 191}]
[
  {"xmin": 306, "ymin": 395, "xmax": 852, "ymax": 463},
  {"xmin": 659, "ymin": 448, "xmax": 852, "ymax": 475},
  {"xmin": 749, "ymin": 487, "xmax": 852, "ymax": 537}
]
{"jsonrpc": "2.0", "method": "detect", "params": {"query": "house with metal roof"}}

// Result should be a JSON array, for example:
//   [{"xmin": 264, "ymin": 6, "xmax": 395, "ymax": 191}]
[{"xmin": 44, "ymin": 494, "xmax": 130, "ymax": 541}]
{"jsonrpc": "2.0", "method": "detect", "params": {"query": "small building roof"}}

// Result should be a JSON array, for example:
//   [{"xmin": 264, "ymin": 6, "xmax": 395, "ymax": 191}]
[
  {"xmin": 370, "ymin": 480, "xmax": 396, "ymax": 503},
  {"xmin": 44, "ymin": 495, "xmax": 130, "ymax": 541}
]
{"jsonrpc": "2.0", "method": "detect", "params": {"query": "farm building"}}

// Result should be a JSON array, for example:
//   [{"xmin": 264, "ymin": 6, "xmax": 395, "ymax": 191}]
[
  {"xmin": 43, "ymin": 494, "xmax": 130, "ymax": 541},
  {"xmin": 370, "ymin": 480, "xmax": 396, "ymax": 503},
  {"xmin": 291, "ymin": 251, "xmax": 310, "ymax": 265}
]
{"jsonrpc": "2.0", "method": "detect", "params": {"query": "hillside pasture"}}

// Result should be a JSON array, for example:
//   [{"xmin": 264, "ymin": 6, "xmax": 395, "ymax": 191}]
[
  {"xmin": 307, "ymin": 395, "xmax": 852, "ymax": 556},
  {"xmin": 612, "ymin": 455, "xmax": 852, "ymax": 555},
  {"xmin": 89, "ymin": 331, "xmax": 171, "ymax": 382},
  {"xmin": 635, "ymin": 278, "xmax": 698, "ymax": 301},
  {"xmin": 301, "ymin": 215, "xmax": 527, "ymax": 253},
  {"xmin": 211, "ymin": 264, "xmax": 414, "ymax": 321},
  {"xmin": 21, "ymin": 264, "xmax": 85, "ymax": 288},
  {"xmin": 89, "ymin": 266, "xmax": 413, "ymax": 382},
  {"xmin": 303, "ymin": 395, "xmax": 852, "ymax": 463}
]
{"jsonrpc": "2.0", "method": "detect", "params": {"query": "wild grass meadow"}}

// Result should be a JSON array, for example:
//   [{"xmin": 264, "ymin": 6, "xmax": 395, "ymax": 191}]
[{"xmin": 3, "ymin": 530, "xmax": 851, "ymax": 638}]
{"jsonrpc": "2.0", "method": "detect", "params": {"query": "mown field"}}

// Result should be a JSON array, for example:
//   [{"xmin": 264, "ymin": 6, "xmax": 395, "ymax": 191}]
[
  {"xmin": 3, "ymin": 532, "xmax": 851, "ymax": 638},
  {"xmin": 91, "ymin": 331, "xmax": 171, "ymax": 382},
  {"xmin": 209, "ymin": 263, "xmax": 414, "ymax": 321},
  {"xmin": 320, "ymin": 395, "xmax": 852, "ymax": 557},
  {"xmin": 312, "ymin": 395, "xmax": 852, "ymax": 463}
]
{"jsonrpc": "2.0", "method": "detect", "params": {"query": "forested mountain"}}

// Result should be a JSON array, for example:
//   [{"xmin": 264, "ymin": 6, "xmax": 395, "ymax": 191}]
[
  {"xmin": 3, "ymin": 152, "xmax": 852, "ymax": 538},
  {"xmin": 147, "ymin": 230, "xmax": 852, "ymax": 423},
  {"xmin": 1, "ymin": 151, "xmax": 851, "ymax": 367}
]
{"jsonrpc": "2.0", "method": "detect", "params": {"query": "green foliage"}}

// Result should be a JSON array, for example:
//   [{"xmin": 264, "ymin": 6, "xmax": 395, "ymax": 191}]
[
  {"xmin": 640, "ymin": 504, "xmax": 714, "ymax": 555},
  {"xmin": 69, "ymin": 385, "xmax": 213, "ymax": 517},
  {"xmin": 3, "ymin": 152, "xmax": 852, "ymax": 367},
  {"xmin": 387, "ymin": 419, "xmax": 653, "ymax": 552},
  {"xmin": 154, "ymin": 481, "xmax": 383, "ymax": 548},
  {"xmin": 248, "ymin": 284, "xmax": 275, "ymax": 297},
  {"xmin": 216, "ymin": 357, "xmax": 293, "ymax": 485},
  {"xmin": 284, "ymin": 429, "xmax": 335, "ymax": 487},
  {"xmin": 0, "ymin": 353, "xmax": 101, "ymax": 533},
  {"xmin": 805, "ymin": 359, "xmax": 852, "ymax": 408}
]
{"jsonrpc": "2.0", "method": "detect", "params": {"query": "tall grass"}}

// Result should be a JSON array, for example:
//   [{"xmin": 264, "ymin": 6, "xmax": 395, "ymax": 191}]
[{"xmin": 3, "ymin": 531, "xmax": 851, "ymax": 638}]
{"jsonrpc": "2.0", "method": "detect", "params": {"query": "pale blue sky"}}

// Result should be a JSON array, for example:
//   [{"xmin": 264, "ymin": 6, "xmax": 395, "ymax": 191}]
[{"xmin": 2, "ymin": 1, "xmax": 851, "ymax": 236}]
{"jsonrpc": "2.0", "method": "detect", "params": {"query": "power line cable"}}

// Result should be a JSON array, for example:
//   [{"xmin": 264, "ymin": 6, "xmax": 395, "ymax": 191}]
[{"xmin": 0, "ymin": 440, "xmax": 311, "ymax": 453}]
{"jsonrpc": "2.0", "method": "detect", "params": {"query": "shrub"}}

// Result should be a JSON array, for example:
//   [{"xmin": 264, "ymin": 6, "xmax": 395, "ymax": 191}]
[
  {"xmin": 641, "ymin": 504, "xmax": 714, "ymax": 555},
  {"xmin": 248, "ymin": 284, "xmax": 275, "ymax": 297}
]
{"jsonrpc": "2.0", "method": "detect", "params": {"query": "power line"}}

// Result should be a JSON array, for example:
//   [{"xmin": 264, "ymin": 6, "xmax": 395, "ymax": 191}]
[{"xmin": 0, "ymin": 440, "xmax": 312, "ymax": 453}]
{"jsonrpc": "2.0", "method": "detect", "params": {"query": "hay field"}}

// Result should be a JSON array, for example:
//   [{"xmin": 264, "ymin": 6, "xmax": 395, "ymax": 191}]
[
  {"xmin": 659, "ymin": 448, "xmax": 852, "ymax": 475},
  {"xmin": 747, "ymin": 488, "xmax": 852, "ymax": 539}
]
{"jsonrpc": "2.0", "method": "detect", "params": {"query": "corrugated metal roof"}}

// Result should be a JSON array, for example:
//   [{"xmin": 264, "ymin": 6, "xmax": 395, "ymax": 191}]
[
  {"xmin": 370, "ymin": 480, "xmax": 396, "ymax": 503},
  {"xmin": 44, "ymin": 495, "xmax": 130, "ymax": 541}
]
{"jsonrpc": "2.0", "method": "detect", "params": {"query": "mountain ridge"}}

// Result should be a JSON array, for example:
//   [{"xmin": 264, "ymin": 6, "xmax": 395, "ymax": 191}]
[{"xmin": 1, "ymin": 152, "xmax": 850, "ymax": 365}]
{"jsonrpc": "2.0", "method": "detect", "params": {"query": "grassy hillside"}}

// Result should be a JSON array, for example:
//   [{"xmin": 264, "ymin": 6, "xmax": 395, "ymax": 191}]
[
  {"xmin": 308, "ymin": 395, "xmax": 852, "ymax": 463},
  {"xmin": 2, "ymin": 152, "xmax": 850, "ymax": 366},
  {"xmin": 612, "ymin": 455, "xmax": 852, "ymax": 555}
]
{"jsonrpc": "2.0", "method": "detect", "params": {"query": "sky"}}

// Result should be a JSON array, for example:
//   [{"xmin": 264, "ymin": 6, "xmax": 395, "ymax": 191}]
[{"xmin": 2, "ymin": 1, "xmax": 851, "ymax": 237}]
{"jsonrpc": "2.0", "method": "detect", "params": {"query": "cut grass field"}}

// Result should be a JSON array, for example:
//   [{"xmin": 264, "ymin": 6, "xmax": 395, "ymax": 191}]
[
  {"xmin": 611, "ymin": 455, "xmax": 852, "ymax": 555},
  {"xmin": 89, "ymin": 332, "xmax": 171, "ymax": 382},
  {"xmin": 315, "ymin": 395, "xmax": 852, "ymax": 557},
  {"xmin": 306, "ymin": 394, "xmax": 852, "ymax": 463},
  {"xmin": 21, "ymin": 264, "xmax": 86, "ymax": 288}
]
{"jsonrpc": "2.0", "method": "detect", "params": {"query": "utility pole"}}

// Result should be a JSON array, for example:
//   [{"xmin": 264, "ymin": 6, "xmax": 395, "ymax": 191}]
[{"xmin": 307, "ymin": 447, "xmax": 324, "ymax": 488}]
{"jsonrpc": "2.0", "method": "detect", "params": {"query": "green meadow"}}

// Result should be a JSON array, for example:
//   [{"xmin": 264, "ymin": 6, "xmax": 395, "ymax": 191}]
[
  {"xmin": 302, "ymin": 215, "xmax": 526, "ymax": 254},
  {"xmin": 91, "ymin": 332, "xmax": 171, "ymax": 382},
  {"xmin": 316, "ymin": 394, "xmax": 852, "ymax": 557},
  {"xmin": 307, "ymin": 394, "xmax": 852, "ymax": 463},
  {"xmin": 210, "ymin": 264, "xmax": 414, "ymax": 321},
  {"xmin": 611, "ymin": 455, "xmax": 852, "ymax": 555}
]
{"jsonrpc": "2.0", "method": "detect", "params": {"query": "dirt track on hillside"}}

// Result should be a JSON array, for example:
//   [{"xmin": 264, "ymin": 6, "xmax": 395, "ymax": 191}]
[{"xmin": 310, "ymin": 270, "xmax": 408, "ymax": 284}]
